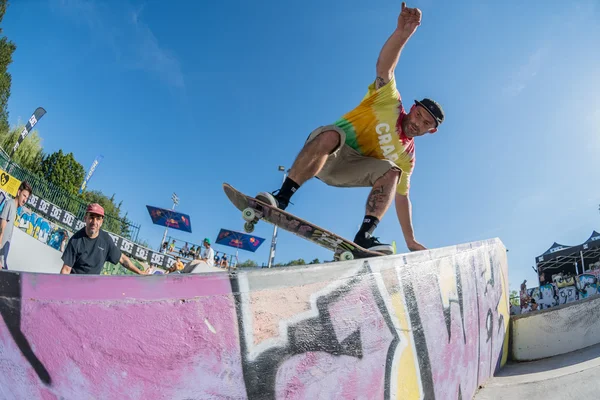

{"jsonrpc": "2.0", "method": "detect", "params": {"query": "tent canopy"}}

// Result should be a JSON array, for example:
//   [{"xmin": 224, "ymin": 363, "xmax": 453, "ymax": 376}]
[
  {"xmin": 536, "ymin": 242, "xmax": 581, "ymax": 263},
  {"xmin": 583, "ymin": 231, "xmax": 600, "ymax": 251},
  {"xmin": 536, "ymin": 230, "xmax": 600, "ymax": 281}
]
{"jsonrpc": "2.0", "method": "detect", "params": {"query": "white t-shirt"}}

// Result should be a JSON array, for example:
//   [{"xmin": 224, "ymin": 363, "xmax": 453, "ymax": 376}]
[{"xmin": 202, "ymin": 246, "xmax": 215, "ymax": 266}]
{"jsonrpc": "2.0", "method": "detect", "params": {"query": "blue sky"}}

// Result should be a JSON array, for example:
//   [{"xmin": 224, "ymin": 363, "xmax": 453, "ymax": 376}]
[{"xmin": 3, "ymin": 0, "xmax": 599, "ymax": 290}]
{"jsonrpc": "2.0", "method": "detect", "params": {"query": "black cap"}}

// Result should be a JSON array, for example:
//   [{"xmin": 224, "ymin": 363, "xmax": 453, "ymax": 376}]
[{"xmin": 414, "ymin": 98, "xmax": 444, "ymax": 127}]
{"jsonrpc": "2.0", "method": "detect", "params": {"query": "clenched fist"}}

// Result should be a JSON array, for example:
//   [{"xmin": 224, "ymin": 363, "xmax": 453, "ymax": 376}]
[{"xmin": 397, "ymin": 2, "xmax": 422, "ymax": 37}]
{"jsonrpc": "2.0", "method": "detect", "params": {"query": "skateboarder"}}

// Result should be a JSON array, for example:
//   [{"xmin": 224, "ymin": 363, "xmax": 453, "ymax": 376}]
[{"xmin": 257, "ymin": 2, "xmax": 444, "ymax": 253}]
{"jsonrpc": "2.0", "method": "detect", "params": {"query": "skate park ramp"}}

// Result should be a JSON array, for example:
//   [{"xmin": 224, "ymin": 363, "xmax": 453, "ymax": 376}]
[
  {"xmin": 510, "ymin": 295, "xmax": 600, "ymax": 361},
  {"xmin": 6, "ymin": 227, "xmax": 63, "ymax": 273},
  {"xmin": 474, "ymin": 341, "xmax": 600, "ymax": 399},
  {"xmin": 0, "ymin": 238, "xmax": 509, "ymax": 399}
]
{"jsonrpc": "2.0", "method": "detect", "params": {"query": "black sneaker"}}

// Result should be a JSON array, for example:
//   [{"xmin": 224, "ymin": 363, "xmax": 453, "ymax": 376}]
[
  {"xmin": 353, "ymin": 232, "xmax": 394, "ymax": 255},
  {"xmin": 256, "ymin": 190, "xmax": 290, "ymax": 211}
]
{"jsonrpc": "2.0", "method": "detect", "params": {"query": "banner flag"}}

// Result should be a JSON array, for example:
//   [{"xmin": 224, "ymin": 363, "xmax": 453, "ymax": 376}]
[
  {"xmin": 79, "ymin": 154, "xmax": 104, "ymax": 194},
  {"xmin": 215, "ymin": 229, "xmax": 265, "ymax": 253},
  {"xmin": 10, "ymin": 107, "xmax": 46, "ymax": 158}
]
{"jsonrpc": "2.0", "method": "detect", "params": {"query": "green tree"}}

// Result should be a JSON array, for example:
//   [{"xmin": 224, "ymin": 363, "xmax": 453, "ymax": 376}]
[
  {"xmin": 38, "ymin": 149, "xmax": 85, "ymax": 194},
  {"xmin": 0, "ymin": 124, "xmax": 43, "ymax": 169},
  {"xmin": 0, "ymin": 1, "xmax": 16, "ymax": 135},
  {"xmin": 238, "ymin": 259, "xmax": 258, "ymax": 268},
  {"xmin": 509, "ymin": 290, "xmax": 520, "ymax": 306},
  {"xmin": 309, "ymin": 258, "xmax": 320, "ymax": 264},
  {"xmin": 285, "ymin": 258, "xmax": 306, "ymax": 266}
]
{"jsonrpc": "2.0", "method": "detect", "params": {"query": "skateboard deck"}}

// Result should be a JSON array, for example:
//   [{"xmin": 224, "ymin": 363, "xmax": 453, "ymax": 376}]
[{"xmin": 223, "ymin": 183, "xmax": 385, "ymax": 261}]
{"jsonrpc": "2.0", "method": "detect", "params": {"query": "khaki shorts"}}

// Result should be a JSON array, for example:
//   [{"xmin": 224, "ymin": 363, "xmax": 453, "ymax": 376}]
[{"xmin": 306, "ymin": 125, "xmax": 401, "ymax": 188}]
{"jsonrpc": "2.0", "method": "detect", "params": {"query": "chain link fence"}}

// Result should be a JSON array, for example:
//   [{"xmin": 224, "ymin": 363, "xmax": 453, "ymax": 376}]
[{"xmin": 0, "ymin": 150, "xmax": 141, "ymax": 242}]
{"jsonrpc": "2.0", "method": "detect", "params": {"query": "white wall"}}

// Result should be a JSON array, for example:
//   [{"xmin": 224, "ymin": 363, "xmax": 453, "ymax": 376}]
[
  {"xmin": 511, "ymin": 295, "xmax": 600, "ymax": 361},
  {"xmin": 6, "ymin": 228, "xmax": 62, "ymax": 274}
]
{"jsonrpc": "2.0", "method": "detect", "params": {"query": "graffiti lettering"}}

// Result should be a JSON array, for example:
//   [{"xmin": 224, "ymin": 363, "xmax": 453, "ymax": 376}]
[{"xmin": 0, "ymin": 239, "xmax": 509, "ymax": 399}]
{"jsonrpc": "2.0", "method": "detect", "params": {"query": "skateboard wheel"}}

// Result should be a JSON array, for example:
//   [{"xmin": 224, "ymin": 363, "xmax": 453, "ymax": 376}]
[
  {"xmin": 242, "ymin": 208, "xmax": 256, "ymax": 222},
  {"xmin": 244, "ymin": 221, "xmax": 255, "ymax": 233},
  {"xmin": 340, "ymin": 251, "xmax": 354, "ymax": 261}
]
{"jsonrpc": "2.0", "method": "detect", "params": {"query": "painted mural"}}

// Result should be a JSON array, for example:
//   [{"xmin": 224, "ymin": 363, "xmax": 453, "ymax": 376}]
[
  {"xmin": 15, "ymin": 205, "xmax": 71, "ymax": 252},
  {"xmin": 518, "ymin": 270, "xmax": 600, "ymax": 314},
  {"xmin": 0, "ymin": 239, "xmax": 509, "ymax": 399}
]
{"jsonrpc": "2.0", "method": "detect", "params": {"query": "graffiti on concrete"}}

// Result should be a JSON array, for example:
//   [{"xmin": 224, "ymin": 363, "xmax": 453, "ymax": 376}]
[
  {"xmin": 578, "ymin": 274, "xmax": 598, "ymax": 299},
  {"xmin": 16, "ymin": 206, "xmax": 71, "ymax": 251},
  {"xmin": 537, "ymin": 284, "xmax": 558, "ymax": 309},
  {"xmin": 519, "ymin": 273, "xmax": 600, "ymax": 314},
  {"xmin": 402, "ymin": 244, "xmax": 509, "ymax": 399},
  {"xmin": 234, "ymin": 261, "xmax": 400, "ymax": 399},
  {"xmin": 0, "ymin": 239, "xmax": 509, "ymax": 399},
  {"xmin": 554, "ymin": 275, "xmax": 576, "ymax": 289},
  {"xmin": 558, "ymin": 285, "xmax": 578, "ymax": 305}
]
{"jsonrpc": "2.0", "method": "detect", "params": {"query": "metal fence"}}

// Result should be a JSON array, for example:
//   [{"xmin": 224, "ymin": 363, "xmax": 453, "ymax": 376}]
[{"xmin": 0, "ymin": 150, "xmax": 141, "ymax": 241}]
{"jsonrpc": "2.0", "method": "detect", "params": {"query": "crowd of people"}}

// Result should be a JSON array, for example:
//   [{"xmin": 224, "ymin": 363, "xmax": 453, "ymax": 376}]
[
  {"xmin": 160, "ymin": 238, "xmax": 236, "ymax": 271},
  {"xmin": 0, "ymin": 178, "xmax": 235, "ymax": 276}
]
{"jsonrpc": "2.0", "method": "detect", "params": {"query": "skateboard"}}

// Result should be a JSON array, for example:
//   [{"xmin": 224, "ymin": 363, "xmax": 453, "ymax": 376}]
[{"xmin": 223, "ymin": 183, "xmax": 386, "ymax": 261}]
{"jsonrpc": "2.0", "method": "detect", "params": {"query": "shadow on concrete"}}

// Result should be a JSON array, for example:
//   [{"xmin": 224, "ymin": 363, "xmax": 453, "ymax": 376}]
[
  {"xmin": 498, "ymin": 342, "xmax": 600, "ymax": 377},
  {"xmin": 0, "ymin": 271, "xmax": 52, "ymax": 385}
]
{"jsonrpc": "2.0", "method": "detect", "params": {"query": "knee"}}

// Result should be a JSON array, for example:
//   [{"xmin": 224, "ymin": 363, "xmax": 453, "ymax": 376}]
[
  {"xmin": 376, "ymin": 168, "xmax": 401, "ymax": 184},
  {"xmin": 310, "ymin": 130, "xmax": 341, "ymax": 154}
]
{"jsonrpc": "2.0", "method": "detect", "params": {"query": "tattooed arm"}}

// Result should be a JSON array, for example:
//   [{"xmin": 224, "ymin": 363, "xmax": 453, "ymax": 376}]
[
  {"xmin": 395, "ymin": 193, "xmax": 426, "ymax": 251},
  {"xmin": 375, "ymin": 2, "xmax": 422, "ymax": 88}
]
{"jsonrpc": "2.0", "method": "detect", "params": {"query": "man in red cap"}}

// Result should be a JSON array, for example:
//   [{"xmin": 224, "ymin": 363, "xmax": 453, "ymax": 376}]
[{"xmin": 60, "ymin": 203, "xmax": 147, "ymax": 275}]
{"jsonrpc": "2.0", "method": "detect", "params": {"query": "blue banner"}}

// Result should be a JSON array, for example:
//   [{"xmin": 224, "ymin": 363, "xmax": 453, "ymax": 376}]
[
  {"xmin": 146, "ymin": 205, "xmax": 192, "ymax": 233},
  {"xmin": 215, "ymin": 229, "xmax": 265, "ymax": 253},
  {"xmin": 79, "ymin": 155, "xmax": 104, "ymax": 194}
]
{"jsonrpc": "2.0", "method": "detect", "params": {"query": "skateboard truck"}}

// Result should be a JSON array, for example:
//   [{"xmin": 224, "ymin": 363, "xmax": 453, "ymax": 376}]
[{"xmin": 241, "ymin": 207, "xmax": 262, "ymax": 233}]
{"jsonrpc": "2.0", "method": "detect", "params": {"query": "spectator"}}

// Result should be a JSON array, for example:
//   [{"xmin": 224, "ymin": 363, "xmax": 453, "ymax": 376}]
[
  {"xmin": 181, "ymin": 238, "xmax": 216, "ymax": 273},
  {"xmin": 0, "ymin": 181, "xmax": 32, "ymax": 269},
  {"xmin": 519, "ymin": 280, "xmax": 528, "ymax": 308},
  {"xmin": 180, "ymin": 242, "xmax": 189, "ymax": 258},
  {"xmin": 221, "ymin": 254, "xmax": 229, "ymax": 268},
  {"xmin": 168, "ymin": 240, "xmax": 176, "ymax": 252},
  {"xmin": 60, "ymin": 230, "xmax": 69, "ymax": 252},
  {"xmin": 530, "ymin": 298, "xmax": 538, "ymax": 312},
  {"xmin": 60, "ymin": 203, "xmax": 147, "ymax": 275},
  {"xmin": 165, "ymin": 256, "xmax": 185, "ymax": 274}
]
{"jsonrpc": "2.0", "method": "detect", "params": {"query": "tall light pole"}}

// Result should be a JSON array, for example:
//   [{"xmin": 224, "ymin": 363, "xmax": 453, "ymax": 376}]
[
  {"xmin": 268, "ymin": 166, "xmax": 287, "ymax": 268},
  {"xmin": 160, "ymin": 192, "xmax": 179, "ymax": 252}
]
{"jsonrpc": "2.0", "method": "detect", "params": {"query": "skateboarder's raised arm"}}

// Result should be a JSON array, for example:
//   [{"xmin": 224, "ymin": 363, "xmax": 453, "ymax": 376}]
[{"xmin": 375, "ymin": 2, "xmax": 422, "ymax": 89}]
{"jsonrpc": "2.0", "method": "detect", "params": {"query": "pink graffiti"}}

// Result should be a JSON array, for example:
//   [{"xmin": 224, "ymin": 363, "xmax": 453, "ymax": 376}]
[
  {"xmin": 408, "ymin": 248, "xmax": 506, "ymax": 400},
  {"xmin": 273, "ymin": 276, "xmax": 394, "ymax": 399},
  {"xmin": 0, "ymin": 274, "xmax": 245, "ymax": 400}
]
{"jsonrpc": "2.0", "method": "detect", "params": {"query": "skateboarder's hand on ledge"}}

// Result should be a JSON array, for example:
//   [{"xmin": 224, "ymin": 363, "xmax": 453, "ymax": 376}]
[{"xmin": 406, "ymin": 238, "xmax": 427, "ymax": 252}]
